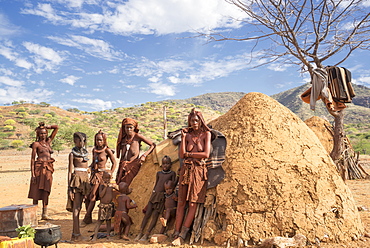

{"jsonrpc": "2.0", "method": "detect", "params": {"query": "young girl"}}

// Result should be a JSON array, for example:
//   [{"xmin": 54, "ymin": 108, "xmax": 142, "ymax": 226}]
[
  {"xmin": 67, "ymin": 132, "xmax": 91, "ymax": 241},
  {"xmin": 83, "ymin": 130, "xmax": 116, "ymax": 225}
]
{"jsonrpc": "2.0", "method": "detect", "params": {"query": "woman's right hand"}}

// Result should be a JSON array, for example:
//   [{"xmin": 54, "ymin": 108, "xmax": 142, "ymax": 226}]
[
  {"xmin": 181, "ymin": 128, "xmax": 187, "ymax": 138},
  {"xmin": 68, "ymin": 189, "xmax": 74, "ymax": 201},
  {"xmin": 31, "ymin": 176, "xmax": 36, "ymax": 184}
]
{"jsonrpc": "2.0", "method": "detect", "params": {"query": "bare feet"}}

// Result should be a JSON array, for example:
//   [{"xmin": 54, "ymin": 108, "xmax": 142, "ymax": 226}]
[
  {"xmin": 41, "ymin": 215, "xmax": 53, "ymax": 220},
  {"xmin": 139, "ymin": 233, "xmax": 149, "ymax": 241},
  {"xmin": 172, "ymin": 237, "xmax": 183, "ymax": 246},
  {"xmin": 121, "ymin": 235, "xmax": 130, "ymax": 240},
  {"xmin": 159, "ymin": 217, "xmax": 167, "ymax": 227}
]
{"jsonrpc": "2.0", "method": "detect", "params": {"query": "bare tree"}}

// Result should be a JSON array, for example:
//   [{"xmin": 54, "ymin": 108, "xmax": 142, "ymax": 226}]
[{"xmin": 201, "ymin": 0, "xmax": 370, "ymax": 175}]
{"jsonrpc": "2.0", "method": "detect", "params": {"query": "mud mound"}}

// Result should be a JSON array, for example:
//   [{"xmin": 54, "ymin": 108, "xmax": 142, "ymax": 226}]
[
  {"xmin": 304, "ymin": 116, "xmax": 333, "ymax": 154},
  {"xmin": 129, "ymin": 138, "xmax": 180, "ymax": 233},
  {"xmin": 208, "ymin": 92, "xmax": 363, "ymax": 245}
]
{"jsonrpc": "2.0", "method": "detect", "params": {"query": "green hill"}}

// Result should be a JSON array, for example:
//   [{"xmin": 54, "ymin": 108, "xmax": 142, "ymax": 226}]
[{"xmin": 1, "ymin": 84, "xmax": 369, "ymax": 153}]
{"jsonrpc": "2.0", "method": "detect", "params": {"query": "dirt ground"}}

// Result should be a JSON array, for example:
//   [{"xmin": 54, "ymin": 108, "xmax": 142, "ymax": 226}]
[{"xmin": 0, "ymin": 149, "xmax": 369, "ymax": 248}]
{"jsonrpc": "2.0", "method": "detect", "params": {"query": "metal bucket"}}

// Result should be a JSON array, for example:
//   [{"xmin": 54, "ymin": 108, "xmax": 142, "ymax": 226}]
[{"xmin": 0, "ymin": 204, "xmax": 38, "ymax": 237}]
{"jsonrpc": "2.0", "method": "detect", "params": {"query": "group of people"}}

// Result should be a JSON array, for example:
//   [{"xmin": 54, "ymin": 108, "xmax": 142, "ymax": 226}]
[{"xmin": 28, "ymin": 108, "xmax": 212, "ymax": 245}]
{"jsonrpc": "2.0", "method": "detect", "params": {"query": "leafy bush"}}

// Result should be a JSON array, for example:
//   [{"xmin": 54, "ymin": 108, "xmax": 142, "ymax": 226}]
[
  {"xmin": 0, "ymin": 139, "xmax": 10, "ymax": 148},
  {"xmin": 10, "ymin": 140, "xmax": 24, "ymax": 148},
  {"xmin": 4, "ymin": 119, "xmax": 16, "ymax": 125},
  {"xmin": 18, "ymin": 112, "xmax": 29, "ymax": 117},
  {"xmin": 14, "ymin": 107, "xmax": 26, "ymax": 113},
  {"xmin": 4, "ymin": 125, "xmax": 14, "ymax": 131},
  {"xmin": 29, "ymin": 109, "xmax": 41, "ymax": 114},
  {"xmin": 44, "ymin": 114, "xmax": 52, "ymax": 118}
]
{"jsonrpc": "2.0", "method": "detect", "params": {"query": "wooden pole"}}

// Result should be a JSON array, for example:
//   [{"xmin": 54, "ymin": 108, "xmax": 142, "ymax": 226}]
[{"xmin": 163, "ymin": 105, "xmax": 167, "ymax": 140}]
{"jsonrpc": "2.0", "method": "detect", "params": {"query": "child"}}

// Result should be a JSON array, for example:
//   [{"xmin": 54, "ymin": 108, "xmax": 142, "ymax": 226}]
[
  {"xmin": 159, "ymin": 180, "xmax": 177, "ymax": 233},
  {"xmin": 83, "ymin": 130, "xmax": 116, "ymax": 225},
  {"xmin": 113, "ymin": 182, "xmax": 137, "ymax": 240},
  {"xmin": 135, "ymin": 155, "xmax": 176, "ymax": 241},
  {"xmin": 67, "ymin": 132, "xmax": 90, "ymax": 241},
  {"xmin": 91, "ymin": 171, "xmax": 117, "ymax": 241}
]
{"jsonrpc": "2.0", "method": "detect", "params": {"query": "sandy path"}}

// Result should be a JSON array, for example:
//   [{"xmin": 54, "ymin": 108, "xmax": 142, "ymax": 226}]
[{"xmin": 0, "ymin": 150, "xmax": 369, "ymax": 247}]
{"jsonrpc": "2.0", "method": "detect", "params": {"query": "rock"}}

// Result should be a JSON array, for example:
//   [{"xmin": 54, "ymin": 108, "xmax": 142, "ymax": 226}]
[
  {"xmin": 149, "ymin": 234, "xmax": 167, "ymax": 244},
  {"xmin": 259, "ymin": 234, "xmax": 307, "ymax": 248}
]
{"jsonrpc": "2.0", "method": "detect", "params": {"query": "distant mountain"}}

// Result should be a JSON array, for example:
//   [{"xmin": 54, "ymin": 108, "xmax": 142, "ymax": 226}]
[
  {"xmin": 163, "ymin": 92, "xmax": 246, "ymax": 114},
  {"xmin": 271, "ymin": 83, "xmax": 370, "ymax": 124},
  {"xmin": 165, "ymin": 85, "xmax": 370, "ymax": 125}
]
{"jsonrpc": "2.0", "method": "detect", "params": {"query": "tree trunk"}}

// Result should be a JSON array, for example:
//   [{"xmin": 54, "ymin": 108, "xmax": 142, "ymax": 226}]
[{"xmin": 328, "ymin": 108, "xmax": 346, "ymax": 179}]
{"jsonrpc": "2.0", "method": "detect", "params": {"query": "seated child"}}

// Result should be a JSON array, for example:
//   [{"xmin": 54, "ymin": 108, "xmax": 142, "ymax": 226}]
[
  {"xmin": 160, "ymin": 180, "xmax": 178, "ymax": 233},
  {"xmin": 135, "ymin": 155, "xmax": 176, "ymax": 241},
  {"xmin": 92, "ymin": 171, "xmax": 117, "ymax": 241},
  {"xmin": 113, "ymin": 182, "xmax": 137, "ymax": 240}
]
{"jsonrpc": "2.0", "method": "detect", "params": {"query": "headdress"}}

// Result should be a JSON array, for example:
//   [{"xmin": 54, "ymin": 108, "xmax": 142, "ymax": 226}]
[
  {"xmin": 187, "ymin": 108, "xmax": 211, "ymax": 132},
  {"xmin": 116, "ymin": 118, "xmax": 139, "ymax": 158}
]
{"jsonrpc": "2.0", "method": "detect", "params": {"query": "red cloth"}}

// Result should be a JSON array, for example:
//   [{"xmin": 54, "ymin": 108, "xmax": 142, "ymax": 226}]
[
  {"xmin": 116, "ymin": 159, "xmax": 141, "ymax": 186},
  {"xmin": 28, "ymin": 159, "xmax": 54, "ymax": 200}
]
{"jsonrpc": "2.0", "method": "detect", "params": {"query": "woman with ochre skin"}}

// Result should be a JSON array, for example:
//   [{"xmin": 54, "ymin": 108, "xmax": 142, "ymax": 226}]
[
  {"xmin": 67, "ymin": 132, "xmax": 90, "ymax": 241},
  {"xmin": 83, "ymin": 130, "xmax": 117, "ymax": 225},
  {"xmin": 115, "ymin": 118, "xmax": 156, "ymax": 186},
  {"xmin": 28, "ymin": 122, "xmax": 58, "ymax": 220},
  {"xmin": 172, "ymin": 108, "xmax": 211, "ymax": 246}
]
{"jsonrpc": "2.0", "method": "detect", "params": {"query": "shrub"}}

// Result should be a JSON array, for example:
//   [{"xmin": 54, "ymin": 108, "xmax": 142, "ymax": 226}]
[
  {"xmin": 10, "ymin": 140, "xmax": 24, "ymax": 148},
  {"xmin": 44, "ymin": 114, "xmax": 52, "ymax": 118},
  {"xmin": 4, "ymin": 125, "xmax": 14, "ymax": 131},
  {"xmin": 18, "ymin": 112, "xmax": 29, "ymax": 117},
  {"xmin": 29, "ymin": 109, "xmax": 41, "ymax": 114},
  {"xmin": 14, "ymin": 107, "xmax": 26, "ymax": 113},
  {"xmin": 4, "ymin": 119, "xmax": 16, "ymax": 125}
]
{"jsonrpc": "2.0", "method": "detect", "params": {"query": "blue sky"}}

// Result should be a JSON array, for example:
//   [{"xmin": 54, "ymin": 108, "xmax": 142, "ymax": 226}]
[{"xmin": 0, "ymin": 0, "xmax": 369, "ymax": 111}]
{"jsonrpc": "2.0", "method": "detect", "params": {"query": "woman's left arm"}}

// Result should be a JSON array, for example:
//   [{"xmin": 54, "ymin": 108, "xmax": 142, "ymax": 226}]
[{"xmin": 138, "ymin": 134, "xmax": 156, "ymax": 162}]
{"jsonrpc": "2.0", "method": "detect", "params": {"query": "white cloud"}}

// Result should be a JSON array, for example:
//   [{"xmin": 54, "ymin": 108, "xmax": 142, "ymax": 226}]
[
  {"xmin": 0, "ymin": 13, "xmax": 22, "ymax": 38},
  {"xmin": 0, "ymin": 86, "xmax": 54, "ymax": 105},
  {"xmin": 59, "ymin": 75, "xmax": 81, "ymax": 85},
  {"xmin": 48, "ymin": 35, "xmax": 125, "ymax": 61},
  {"xmin": 22, "ymin": 0, "xmax": 244, "ymax": 36},
  {"xmin": 72, "ymin": 98, "xmax": 113, "ymax": 110},
  {"xmin": 0, "ymin": 76, "xmax": 24, "ymax": 87},
  {"xmin": 23, "ymin": 42, "xmax": 64, "ymax": 73},
  {"xmin": 148, "ymin": 82, "xmax": 176, "ymax": 96},
  {"xmin": 358, "ymin": 76, "xmax": 370, "ymax": 84},
  {"xmin": 21, "ymin": 3, "xmax": 63, "ymax": 24},
  {"xmin": 267, "ymin": 63, "xmax": 290, "ymax": 72},
  {"xmin": 0, "ymin": 43, "xmax": 33, "ymax": 69}
]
